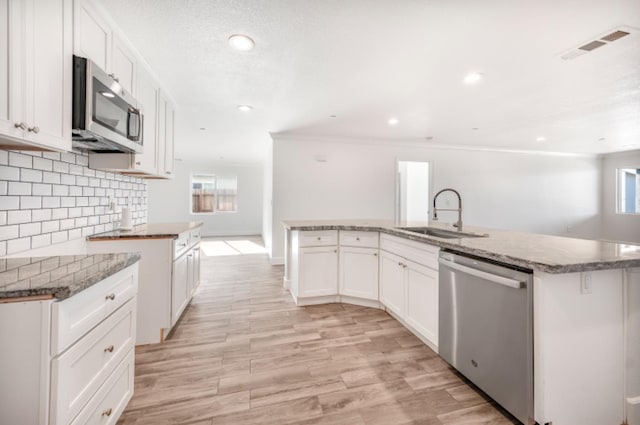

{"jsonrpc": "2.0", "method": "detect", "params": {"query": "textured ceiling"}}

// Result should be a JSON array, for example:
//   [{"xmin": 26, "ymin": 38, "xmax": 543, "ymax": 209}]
[{"xmin": 98, "ymin": 0, "xmax": 640, "ymax": 162}]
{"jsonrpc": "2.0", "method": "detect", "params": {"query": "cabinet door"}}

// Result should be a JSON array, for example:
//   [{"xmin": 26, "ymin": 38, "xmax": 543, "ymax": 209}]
[
  {"xmin": 299, "ymin": 246, "xmax": 338, "ymax": 298},
  {"xmin": 74, "ymin": 0, "xmax": 110, "ymax": 71},
  {"xmin": 157, "ymin": 92, "xmax": 167, "ymax": 175},
  {"xmin": 193, "ymin": 246, "xmax": 200, "ymax": 290},
  {"xmin": 171, "ymin": 253, "xmax": 189, "ymax": 326},
  {"xmin": 379, "ymin": 251, "xmax": 406, "ymax": 317},
  {"xmin": 111, "ymin": 33, "xmax": 136, "ymax": 95},
  {"xmin": 24, "ymin": 0, "xmax": 72, "ymax": 150},
  {"xmin": 134, "ymin": 66, "xmax": 158, "ymax": 174},
  {"xmin": 0, "ymin": 0, "xmax": 24, "ymax": 142},
  {"xmin": 163, "ymin": 99, "xmax": 175, "ymax": 177},
  {"xmin": 405, "ymin": 260, "xmax": 438, "ymax": 347},
  {"xmin": 339, "ymin": 246, "xmax": 379, "ymax": 300}
]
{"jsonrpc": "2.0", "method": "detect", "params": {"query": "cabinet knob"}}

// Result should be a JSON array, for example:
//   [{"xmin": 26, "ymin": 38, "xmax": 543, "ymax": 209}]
[
  {"xmin": 108, "ymin": 73, "xmax": 119, "ymax": 83},
  {"xmin": 104, "ymin": 345, "xmax": 114, "ymax": 353},
  {"xmin": 374, "ymin": 253, "xmax": 378, "ymax": 256},
  {"xmin": 27, "ymin": 126, "xmax": 40, "ymax": 134},
  {"xmin": 356, "ymin": 237, "xmax": 360, "ymax": 241},
  {"xmin": 398, "ymin": 262, "xmax": 403, "ymax": 266},
  {"xmin": 14, "ymin": 122, "xmax": 27, "ymax": 130},
  {"xmin": 166, "ymin": 171, "xmax": 172, "ymax": 174},
  {"xmin": 105, "ymin": 293, "xmax": 116, "ymax": 301},
  {"xmin": 135, "ymin": 161, "xmax": 141, "ymax": 165},
  {"xmin": 101, "ymin": 408, "xmax": 113, "ymax": 417},
  {"xmin": 317, "ymin": 237, "xmax": 321, "ymax": 241}
]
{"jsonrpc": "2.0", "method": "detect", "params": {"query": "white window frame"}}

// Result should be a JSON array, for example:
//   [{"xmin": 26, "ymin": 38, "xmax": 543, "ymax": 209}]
[
  {"xmin": 616, "ymin": 167, "xmax": 640, "ymax": 215},
  {"xmin": 190, "ymin": 173, "xmax": 238, "ymax": 215}
]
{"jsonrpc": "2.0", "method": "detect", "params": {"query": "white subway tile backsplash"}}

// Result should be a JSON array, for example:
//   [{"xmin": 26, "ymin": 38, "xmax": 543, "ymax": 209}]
[
  {"xmin": 20, "ymin": 169, "xmax": 43, "ymax": 183},
  {"xmin": 7, "ymin": 210, "xmax": 31, "ymax": 225},
  {"xmin": 32, "ymin": 209, "xmax": 52, "ymax": 222},
  {"xmin": 8, "ymin": 182, "xmax": 31, "ymax": 196},
  {"xmin": 20, "ymin": 196, "xmax": 42, "ymax": 209},
  {"xmin": 9, "ymin": 152, "xmax": 32, "ymax": 168},
  {"xmin": 32, "ymin": 157, "xmax": 53, "ymax": 171},
  {"xmin": 19, "ymin": 222, "xmax": 41, "ymax": 237},
  {"xmin": 7, "ymin": 237, "xmax": 31, "ymax": 254},
  {"xmin": 43, "ymin": 171, "xmax": 61, "ymax": 184},
  {"xmin": 0, "ymin": 166, "xmax": 20, "ymax": 181},
  {"xmin": 0, "ymin": 150, "xmax": 147, "ymax": 255},
  {"xmin": 32, "ymin": 184, "xmax": 52, "ymax": 196}
]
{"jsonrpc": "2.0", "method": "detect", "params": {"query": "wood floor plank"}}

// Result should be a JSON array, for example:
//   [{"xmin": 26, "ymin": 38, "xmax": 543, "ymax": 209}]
[{"xmin": 116, "ymin": 237, "xmax": 515, "ymax": 425}]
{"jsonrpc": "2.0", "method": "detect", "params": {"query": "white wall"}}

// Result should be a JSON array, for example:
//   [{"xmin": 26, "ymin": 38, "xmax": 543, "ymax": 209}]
[
  {"xmin": 270, "ymin": 136, "xmax": 602, "ymax": 262},
  {"xmin": 148, "ymin": 160, "xmax": 263, "ymax": 237},
  {"xmin": 602, "ymin": 150, "xmax": 640, "ymax": 243},
  {"xmin": 262, "ymin": 138, "xmax": 274, "ymax": 256}
]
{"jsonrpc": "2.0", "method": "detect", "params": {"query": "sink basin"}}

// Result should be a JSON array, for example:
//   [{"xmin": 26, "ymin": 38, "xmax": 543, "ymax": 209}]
[{"xmin": 396, "ymin": 227, "xmax": 488, "ymax": 239}]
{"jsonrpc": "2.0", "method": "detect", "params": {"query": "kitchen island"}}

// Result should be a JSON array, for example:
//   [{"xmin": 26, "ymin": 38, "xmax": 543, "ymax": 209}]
[
  {"xmin": 88, "ymin": 222, "xmax": 203, "ymax": 344},
  {"xmin": 282, "ymin": 220, "xmax": 640, "ymax": 425},
  {"xmin": 0, "ymin": 252, "xmax": 140, "ymax": 425}
]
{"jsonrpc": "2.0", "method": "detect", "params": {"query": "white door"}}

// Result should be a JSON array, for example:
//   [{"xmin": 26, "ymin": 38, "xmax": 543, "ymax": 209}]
[
  {"xmin": 299, "ymin": 246, "xmax": 338, "ymax": 298},
  {"xmin": 405, "ymin": 260, "xmax": 438, "ymax": 347},
  {"xmin": 171, "ymin": 253, "xmax": 189, "ymax": 326},
  {"xmin": 25, "ymin": 0, "xmax": 72, "ymax": 150},
  {"xmin": 339, "ymin": 246, "xmax": 378, "ymax": 300},
  {"xmin": 379, "ymin": 251, "xmax": 406, "ymax": 317}
]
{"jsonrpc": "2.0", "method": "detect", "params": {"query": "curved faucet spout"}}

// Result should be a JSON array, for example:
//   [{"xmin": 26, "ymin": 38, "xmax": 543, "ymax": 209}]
[{"xmin": 432, "ymin": 188, "xmax": 463, "ymax": 231}]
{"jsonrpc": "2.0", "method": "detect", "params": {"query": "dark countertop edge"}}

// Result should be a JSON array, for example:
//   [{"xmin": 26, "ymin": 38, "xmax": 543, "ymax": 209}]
[
  {"xmin": 283, "ymin": 224, "xmax": 640, "ymax": 274},
  {"xmin": 0, "ymin": 253, "xmax": 141, "ymax": 301}
]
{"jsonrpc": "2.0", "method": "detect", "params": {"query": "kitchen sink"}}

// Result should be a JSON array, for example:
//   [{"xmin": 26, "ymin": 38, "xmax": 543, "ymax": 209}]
[{"xmin": 396, "ymin": 227, "xmax": 488, "ymax": 239}]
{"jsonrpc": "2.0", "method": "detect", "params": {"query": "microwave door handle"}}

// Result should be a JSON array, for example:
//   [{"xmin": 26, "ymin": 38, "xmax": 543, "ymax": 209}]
[{"xmin": 127, "ymin": 108, "xmax": 141, "ymax": 141}]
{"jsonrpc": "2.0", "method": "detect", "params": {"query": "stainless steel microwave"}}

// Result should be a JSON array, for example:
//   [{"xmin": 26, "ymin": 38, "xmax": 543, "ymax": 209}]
[{"xmin": 72, "ymin": 55, "xmax": 144, "ymax": 153}]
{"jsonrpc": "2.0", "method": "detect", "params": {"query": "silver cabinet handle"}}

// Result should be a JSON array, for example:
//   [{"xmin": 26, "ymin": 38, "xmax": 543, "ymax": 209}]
[
  {"xmin": 135, "ymin": 161, "xmax": 141, "ymax": 165},
  {"xmin": 14, "ymin": 122, "xmax": 27, "ymax": 130},
  {"xmin": 166, "ymin": 171, "xmax": 172, "ymax": 174},
  {"xmin": 108, "ymin": 73, "xmax": 119, "ymax": 82},
  {"xmin": 102, "ymin": 408, "xmax": 113, "ymax": 417},
  {"xmin": 398, "ymin": 262, "xmax": 403, "ymax": 266},
  {"xmin": 374, "ymin": 253, "xmax": 378, "ymax": 256},
  {"xmin": 104, "ymin": 345, "xmax": 114, "ymax": 353},
  {"xmin": 105, "ymin": 293, "xmax": 116, "ymax": 300},
  {"xmin": 28, "ymin": 126, "xmax": 40, "ymax": 133}
]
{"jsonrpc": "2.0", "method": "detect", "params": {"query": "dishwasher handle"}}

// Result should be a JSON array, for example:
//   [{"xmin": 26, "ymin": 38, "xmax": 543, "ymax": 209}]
[{"xmin": 439, "ymin": 258, "xmax": 525, "ymax": 289}]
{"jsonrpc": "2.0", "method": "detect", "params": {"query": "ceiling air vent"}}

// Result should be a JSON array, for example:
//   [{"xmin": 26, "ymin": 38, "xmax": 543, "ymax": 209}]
[{"xmin": 560, "ymin": 26, "xmax": 636, "ymax": 60}]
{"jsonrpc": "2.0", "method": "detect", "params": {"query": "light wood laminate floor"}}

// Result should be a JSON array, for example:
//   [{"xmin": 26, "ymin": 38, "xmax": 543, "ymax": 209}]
[{"xmin": 118, "ymin": 238, "xmax": 517, "ymax": 425}]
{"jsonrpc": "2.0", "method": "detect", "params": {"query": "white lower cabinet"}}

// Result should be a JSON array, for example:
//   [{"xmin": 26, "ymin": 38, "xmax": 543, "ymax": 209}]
[
  {"xmin": 405, "ymin": 261, "xmax": 438, "ymax": 346},
  {"xmin": 339, "ymin": 246, "xmax": 379, "ymax": 300},
  {"xmin": 379, "ymin": 251, "xmax": 406, "ymax": 317},
  {"xmin": 0, "ymin": 262, "xmax": 139, "ymax": 425},
  {"xmin": 171, "ymin": 250, "xmax": 189, "ymax": 326},
  {"xmin": 299, "ymin": 246, "xmax": 338, "ymax": 298}
]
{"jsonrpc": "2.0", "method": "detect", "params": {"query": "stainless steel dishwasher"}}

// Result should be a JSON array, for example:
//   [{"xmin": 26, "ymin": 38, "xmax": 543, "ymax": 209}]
[{"xmin": 439, "ymin": 251, "xmax": 534, "ymax": 425}]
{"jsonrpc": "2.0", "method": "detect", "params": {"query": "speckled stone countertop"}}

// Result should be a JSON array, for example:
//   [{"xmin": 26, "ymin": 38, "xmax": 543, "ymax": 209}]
[
  {"xmin": 0, "ymin": 252, "xmax": 141, "ymax": 300},
  {"xmin": 283, "ymin": 220, "xmax": 640, "ymax": 273},
  {"xmin": 87, "ymin": 222, "xmax": 203, "ymax": 241}
]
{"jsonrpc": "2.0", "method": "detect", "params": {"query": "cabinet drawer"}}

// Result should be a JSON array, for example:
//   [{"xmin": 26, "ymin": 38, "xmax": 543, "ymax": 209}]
[
  {"xmin": 70, "ymin": 349, "xmax": 134, "ymax": 425},
  {"xmin": 339, "ymin": 231, "xmax": 379, "ymax": 248},
  {"xmin": 51, "ymin": 298, "xmax": 136, "ymax": 425},
  {"xmin": 51, "ymin": 263, "xmax": 138, "ymax": 355},
  {"xmin": 189, "ymin": 228, "xmax": 201, "ymax": 246},
  {"xmin": 174, "ymin": 233, "xmax": 189, "ymax": 258},
  {"xmin": 380, "ymin": 234, "xmax": 439, "ymax": 270},
  {"xmin": 299, "ymin": 230, "xmax": 338, "ymax": 247}
]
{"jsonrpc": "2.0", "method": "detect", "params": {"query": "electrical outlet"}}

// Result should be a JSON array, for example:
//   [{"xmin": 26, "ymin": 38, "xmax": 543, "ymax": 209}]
[{"xmin": 580, "ymin": 272, "xmax": 592, "ymax": 295}]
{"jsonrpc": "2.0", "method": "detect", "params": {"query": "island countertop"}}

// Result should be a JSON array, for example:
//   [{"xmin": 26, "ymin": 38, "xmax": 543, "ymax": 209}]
[
  {"xmin": 282, "ymin": 219, "xmax": 640, "ymax": 273},
  {"xmin": 87, "ymin": 222, "xmax": 203, "ymax": 241},
  {"xmin": 0, "ymin": 252, "xmax": 141, "ymax": 300}
]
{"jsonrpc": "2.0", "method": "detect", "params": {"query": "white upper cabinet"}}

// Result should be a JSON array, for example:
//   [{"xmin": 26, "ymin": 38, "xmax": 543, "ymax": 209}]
[
  {"xmin": 157, "ymin": 91, "xmax": 175, "ymax": 178},
  {"xmin": 111, "ymin": 33, "xmax": 136, "ymax": 95},
  {"xmin": 74, "ymin": 0, "xmax": 136, "ymax": 96},
  {"xmin": 134, "ymin": 65, "xmax": 159, "ymax": 174},
  {"xmin": 0, "ymin": 0, "xmax": 72, "ymax": 151}
]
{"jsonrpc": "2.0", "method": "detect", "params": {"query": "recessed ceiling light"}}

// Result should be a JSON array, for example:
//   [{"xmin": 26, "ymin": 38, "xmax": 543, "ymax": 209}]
[
  {"xmin": 228, "ymin": 34, "xmax": 255, "ymax": 51},
  {"xmin": 425, "ymin": 136, "xmax": 434, "ymax": 141},
  {"xmin": 100, "ymin": 91, "xmax": 115, "ymax": 98},
  {"xmin": 199, "ymin": 127, "xmax": 206, "ymax": 131},
  {"xmin": 388, "ymin": 117, "xmax": 399, "ymax": 126},
  {"xmin": 472, "ymin": 127, "xmax": 479, "ymax": 130},
  {"xmin": 329, "ymin": 115, "xmax": 337, "ymax": 118},
  {"xmin": 237, "ymin": 105, "xmax": 253, "ymax": 112},
  {"xmin": 536, "ymin": 136, "xmax": 546, "ymax": 142},
  {"xmin": 464, "ymin": 72, "xmax": 484, "ymax": 84}
]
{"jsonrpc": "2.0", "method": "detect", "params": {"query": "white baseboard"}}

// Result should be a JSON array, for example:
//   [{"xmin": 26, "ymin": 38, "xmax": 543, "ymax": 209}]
[
  {"xmin": 270, "ymin": 256, "xmax": 284, "ymax": 265},
  {"xmin": 283, "ymin": 277, "xmax": 291, "ymax": 290}
]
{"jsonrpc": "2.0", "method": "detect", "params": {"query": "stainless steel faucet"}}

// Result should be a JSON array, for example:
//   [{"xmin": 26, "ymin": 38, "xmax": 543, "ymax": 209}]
[{"xmin": 432, "ymin": 188, "xmax": 463, "ymax": 231}]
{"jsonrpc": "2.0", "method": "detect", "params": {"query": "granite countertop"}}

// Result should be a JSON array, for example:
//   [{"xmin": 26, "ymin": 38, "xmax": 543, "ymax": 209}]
[
  {"xmin": 0, "ymin": 252, "xmax": 141, "ymax": 300},
  {"xmin": 88, "ymin": 222, "xmax": 203, "ymax": 241},
  {"xmin": 282, "ymin": 219, "xmax": 640, "ymax": 273}
]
